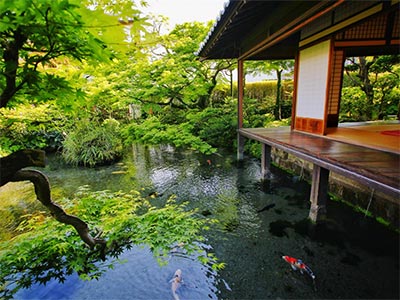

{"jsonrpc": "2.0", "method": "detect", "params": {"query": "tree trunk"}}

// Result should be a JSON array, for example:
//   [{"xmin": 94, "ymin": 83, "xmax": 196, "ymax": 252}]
[
  {"xmin": 358, "ymin": 57, "xmax": 375, "ymax": 119},
  {"xmin": 274, "ymin": 69, "xmax": 283, "ymax": 120},
  {"xmin": 0, "ymin": 149, "xmax": 46, "ymax": 186},
  {"xmin": 230, "ymin": 69, "xmax": 233, "ymax": 98},
  {"xmin": 198, "ymin": 75, "xmax": 218, "ymax": 109},
  {"xmin": 0, "ymin": 30, "xmax": 26, "ymax": 108}
]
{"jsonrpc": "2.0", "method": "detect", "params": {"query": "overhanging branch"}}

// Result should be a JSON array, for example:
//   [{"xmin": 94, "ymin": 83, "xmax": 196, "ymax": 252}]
[{"xmin": 0, "ymin": 150, "xmax": 106, "ymax": 258}]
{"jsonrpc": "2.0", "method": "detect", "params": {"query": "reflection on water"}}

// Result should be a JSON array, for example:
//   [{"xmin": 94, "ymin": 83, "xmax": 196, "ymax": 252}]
[
  {"xmin": 17, "ymin": 245, "xmax": 219, "ymax": 300},
  {"xmin": 5, "ymin": 144, "xmax": 399, "ymax": 299}
]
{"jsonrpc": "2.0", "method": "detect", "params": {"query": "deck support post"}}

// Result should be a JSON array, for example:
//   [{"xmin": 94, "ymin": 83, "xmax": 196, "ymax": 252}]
[
  {"xmin": 237, "ymin": 59, "xmax": 245, "ymax": 161},
  {"xmin": 237, "ymin": 133, "xmax": 245, "ymax": 160},
  {"xmin": 309, "ymin": 164, "xmax": 329, "ymax": 222},
  {"xmin": 237, "ymin": 59, "xmax": 244, "ymax": 129},
  {"xmin": 261, "ymin": 144, "xmax": 272, "ymax": 179}
]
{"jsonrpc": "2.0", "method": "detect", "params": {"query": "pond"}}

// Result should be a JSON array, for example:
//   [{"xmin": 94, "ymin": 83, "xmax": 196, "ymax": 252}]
[{"xmin": 3, "ymin": 145, "xmax": 399, "ymax": 299}]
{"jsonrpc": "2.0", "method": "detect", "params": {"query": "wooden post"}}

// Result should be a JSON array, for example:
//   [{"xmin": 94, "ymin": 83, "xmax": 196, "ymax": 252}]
[
  {"xmin": 308, "ymin": 164, "xmax": 329, "ymax": 222},
  {"xmin": 237, "ymin": 59, "xmax": 244, "ymax": 129},
  {"xmin": 237, "ymin": 59, "xmax": 245, "ymax": 160},
  {"xmin": 261, "ymin": 143, "xmax": 272, "ymax": 179},
  {"xmin": 237, "ymin": 133, "xmax": 245, "ymax": 160}
]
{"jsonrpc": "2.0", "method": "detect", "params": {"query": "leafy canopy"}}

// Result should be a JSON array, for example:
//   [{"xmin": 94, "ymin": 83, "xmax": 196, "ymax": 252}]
[
  {"xmin": 0, "ymin": 187, "xmax": 223, "ymax": 299},
  {"xmin": 129, "ymin": 21, "xmax": 233, "ymax": 109},
  {"xmin": 0, "ymin": 0, "xmax": 150, "ymax": 108}
]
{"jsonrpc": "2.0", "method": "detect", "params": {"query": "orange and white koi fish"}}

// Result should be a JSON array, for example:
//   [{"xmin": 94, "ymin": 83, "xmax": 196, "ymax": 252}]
[
  {"xmin": 282, "ymin": 256, "xmax": 315, "ymax": 280},
  {"xmin": 170, "ymin": 269, "xmax": 183, "ymax": 300}
]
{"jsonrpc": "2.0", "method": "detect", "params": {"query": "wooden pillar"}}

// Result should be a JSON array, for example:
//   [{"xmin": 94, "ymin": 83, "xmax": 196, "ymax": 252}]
[
  {"xmin": 237, "ymin": 133, "xmax": 245, "ymax": 160},
  {"xmin": 237, "ymin": 59, "xmax": 245, "ymax": 160},
  {"xmin": 261, "ymin": 144, "xmax": 272, "ymax": 179},
  {"xmin": 237, "ymin": 59, "xmax": 244, "ymax": 129},
  {"xmin": 308, "ymin": 164, "xmax": 329, "ymax": 222},
  {"xmin": 291, "ymin": 51, "xmax": 299, "ymax": 130}
]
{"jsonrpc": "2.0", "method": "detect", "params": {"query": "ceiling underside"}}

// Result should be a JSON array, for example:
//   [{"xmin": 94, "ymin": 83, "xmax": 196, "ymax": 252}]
[
  {"xmin": 197, "ymin": 0, "xmax": 400, "ymax": 61},
  {"xmin": 197, "ymin": 0, "xmax": 324, "ymax": 60}
]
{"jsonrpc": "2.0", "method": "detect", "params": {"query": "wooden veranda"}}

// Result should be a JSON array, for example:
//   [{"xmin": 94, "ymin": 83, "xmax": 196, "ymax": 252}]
[
  {"xmin": 238, "ymin": 125, "xmax": 400, "ymax": 221},
  {"xmin": 197, "ymin": 0, "xmax": 400, "ymax": 222}
]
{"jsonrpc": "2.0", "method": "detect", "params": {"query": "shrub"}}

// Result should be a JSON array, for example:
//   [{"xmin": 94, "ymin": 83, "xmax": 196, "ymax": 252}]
[
  {"xmin": 122, "ymin": 116, "xmax": 216, "ymax": 154},
  {"xmin": 62, "ymin": 118, "xmax": 123, "ymax": 167},
  {"xmin": 340, "ymin": 87, "xmax": 370, "ymax": 122},
  {"xmin": 186, "ymin": 105, "xmax": 237, "ymax": 150},
  {"xmin": 0, "ymin": 103, "xmax": 66, "ymax": 156}
]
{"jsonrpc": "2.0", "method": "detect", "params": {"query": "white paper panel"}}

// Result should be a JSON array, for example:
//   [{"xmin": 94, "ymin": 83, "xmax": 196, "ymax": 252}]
[{"xmin": 296, "ymin": 40, "xmax": 330, "ymax": 119}]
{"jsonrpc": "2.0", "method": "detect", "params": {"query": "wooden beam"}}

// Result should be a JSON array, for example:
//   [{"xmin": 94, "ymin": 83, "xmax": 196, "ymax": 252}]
[
  {"xmin": 309, "ymin": 164, "xmax": 330, "ymax": 222},
  {"xmin": 239, "ymin": 128, "xmax": 400, "ymax": 198},
  {"xmin": 239, "ymin": 0, "xmax": 345, "ymax": 60},
  {"xmin": 299, "ymin": 3, "xmax": 383, "ymax": 47}
]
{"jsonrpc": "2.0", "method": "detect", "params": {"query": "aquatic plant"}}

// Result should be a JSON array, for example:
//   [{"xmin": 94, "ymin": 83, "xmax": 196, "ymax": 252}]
[
  {"xmin": 62, "ymin": 118, "xmax": 123, "ymax": 167},
  {"xmin": 212, "ymin": 190, "xmax": 240, "ymax": 231}
]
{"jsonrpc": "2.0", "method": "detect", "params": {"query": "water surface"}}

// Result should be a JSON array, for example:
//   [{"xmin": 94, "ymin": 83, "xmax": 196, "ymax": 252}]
[{"xmin": 5, "ymin": 145, "xmax": 399, "ymax": 299}]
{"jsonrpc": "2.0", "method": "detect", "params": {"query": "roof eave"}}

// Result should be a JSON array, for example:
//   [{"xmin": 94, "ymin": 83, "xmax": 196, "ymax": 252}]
[{"xmin": 196, "ymin": 0, "xmax": 246, "ymax": 59}]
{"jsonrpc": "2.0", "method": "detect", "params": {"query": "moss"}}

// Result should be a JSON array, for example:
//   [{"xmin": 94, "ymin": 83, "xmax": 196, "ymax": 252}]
[{"xmin": 328, "ymin": 193, "xmax": 399, "ymax": 232}]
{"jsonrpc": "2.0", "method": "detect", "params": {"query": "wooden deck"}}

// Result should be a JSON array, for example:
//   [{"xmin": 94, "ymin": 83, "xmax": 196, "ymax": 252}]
[{"xmin": 239, "ymin": 126, "xmax": 400, "ymax": 199}]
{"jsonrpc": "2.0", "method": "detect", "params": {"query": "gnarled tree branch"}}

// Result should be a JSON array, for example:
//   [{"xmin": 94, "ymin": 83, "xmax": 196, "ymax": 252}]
[{"xmin": 1, "ymin": 149, "xmax": 106, "ymax": 257}]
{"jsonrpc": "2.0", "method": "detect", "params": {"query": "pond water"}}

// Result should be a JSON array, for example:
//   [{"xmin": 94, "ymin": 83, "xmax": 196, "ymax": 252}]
[{"xmin": 6, "ymin": 145, "xmax": 399, "ymax": 299}]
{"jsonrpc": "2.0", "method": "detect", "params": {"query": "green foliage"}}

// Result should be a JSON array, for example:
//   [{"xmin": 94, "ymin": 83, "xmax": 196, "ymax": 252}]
[
  {"xmin": 128, "ymin": 22, "xmax": 233, "ymax": 110},
  {"xmin": 122, "ymin": 116, "xmax": 217, "ymax": 155},
  {"xmin": 0, "ymin": 187, "xmax": 219, "ymax": 298},
  {"xmin": 342, "ymin": 55, "xmax": 400, "ymax": 120},
  {"xmin": 0, "ymin": 0, "xmax": 111, "ymax": 107},
  {"xmin": 79, "ymin": 0, "xmax": 151, "ymax": 54},
  {"xmin": 0, "ymin": 102, "xmax": 67, "ymax": 155},
  {"xmin": 211, "ymin": 80, "xmax": 293, "ymax": 119},
  {"xmin": 62, "ymin": 118, "xmax": 123, "ymax": 167},
  {"xmin": 186, "ymin": 105, "xmax": 237, "ymax": 149},
  {"xmin": 122, "ymin": 87, "xmax": 292, "ymax": 155},
  {"xmin": 81, "ymin": 61, "xmax": 139, "ymax": 121},
  {"xmin": 244, "ymin": 118, "xmax": 291, "ymax": 158},
  {"xmin": 0, "ymin": 181, "xmax": 44, "ymax": 241},
  {"xmin": 212, "ymin": 190, "xmax": 240, "ymax": 232},
  {"xmin": 340, "ymin": 87, "xmax": 370, "ymax": 122},
  {"xmin": 245, "ymin": 81, "xmax": 277, "ymax": 99}
]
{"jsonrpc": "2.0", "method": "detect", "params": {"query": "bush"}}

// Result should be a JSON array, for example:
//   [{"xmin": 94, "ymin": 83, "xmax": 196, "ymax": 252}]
[
  {"xmin": 122, "ymin": 116, "xmax": 216, "ymax": 155},
  {"xmin": 0, "ymin": 103, "xmax": 66, "ymax": 156},
  {"xmin": 340, "ymin": 87, "xmax": 370, "ymax": 122},
  {"xmin": 186, "ymin": 104, "xmax": 237, "ymax": 150},
  {"xmin": 211, "ymin": 80, "xmax": 293, "ymax": 104},
  {"xmin": 62, "ymin": 118, "xmax": 123, "ymax": 167}
]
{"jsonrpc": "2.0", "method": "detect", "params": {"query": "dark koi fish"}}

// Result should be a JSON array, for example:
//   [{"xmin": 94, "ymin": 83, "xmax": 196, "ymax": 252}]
[
  {"xmin": 257, "ymin": 203, "xmax": 276, "ymax": 213},
  {"xmin": 282, "ymin": 256, "xmax": 315, "ymax": 280}
]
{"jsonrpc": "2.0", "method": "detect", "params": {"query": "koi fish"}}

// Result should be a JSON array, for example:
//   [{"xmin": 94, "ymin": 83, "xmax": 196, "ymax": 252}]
[
  {"xmin": 170, "ymin": 269, "xmax": 183, "ymax": 300},
  {"xmin": 282, "ymin": 256, "xmax": 315, "ymax": 280}
]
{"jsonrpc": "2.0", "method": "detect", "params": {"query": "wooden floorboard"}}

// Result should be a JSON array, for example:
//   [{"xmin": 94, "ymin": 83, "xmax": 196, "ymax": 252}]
[
  {"xmin": 239, "ymin": 126, "xmax": 400, "ymax": 198},
  {"xmin": 325, "ymin": 123, "xmax": 400, "ymax": 153}
]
